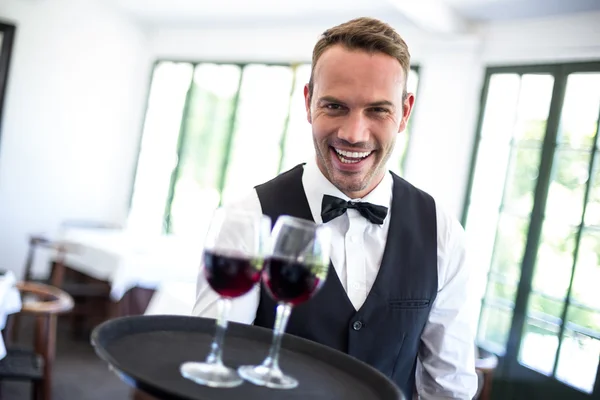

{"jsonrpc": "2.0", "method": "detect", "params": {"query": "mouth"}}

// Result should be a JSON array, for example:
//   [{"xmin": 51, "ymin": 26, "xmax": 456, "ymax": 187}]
[
  {"xmin": 333, "ymin": 147, "xmax": 373, "ymax": 163},
  {"xmin": 329, "ymin": 146, "xmax": 374, "ymax": 171}
]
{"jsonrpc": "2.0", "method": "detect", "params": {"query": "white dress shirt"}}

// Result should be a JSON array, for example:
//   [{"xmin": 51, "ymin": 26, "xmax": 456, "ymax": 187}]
[{"xmin": 193, "ymin": 158, "xmax": 478, "ymax": 399}]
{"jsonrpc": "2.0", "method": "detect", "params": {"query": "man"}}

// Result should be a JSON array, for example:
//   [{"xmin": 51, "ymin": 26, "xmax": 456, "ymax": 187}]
[{"xmin": 193, "ymin": 17, "xmax": 478, "ymax": 399}]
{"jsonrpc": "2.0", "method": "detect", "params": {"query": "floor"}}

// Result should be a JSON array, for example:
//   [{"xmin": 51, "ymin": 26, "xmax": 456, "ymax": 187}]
[{"xmin": 1, "ymin": 316, "xmax": 132, "ymax": 400}]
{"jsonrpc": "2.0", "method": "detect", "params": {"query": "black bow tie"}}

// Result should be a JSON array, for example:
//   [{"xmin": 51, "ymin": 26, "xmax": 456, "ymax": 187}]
[{"xmin": 321, "ymin": 194, "xmax": 388, "ymax": 225}]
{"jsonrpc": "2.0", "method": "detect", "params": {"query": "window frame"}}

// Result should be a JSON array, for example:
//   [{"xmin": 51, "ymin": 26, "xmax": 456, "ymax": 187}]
[{"xmin": 462, "ymin": 61, "xmax": 600, "ymax": 396}]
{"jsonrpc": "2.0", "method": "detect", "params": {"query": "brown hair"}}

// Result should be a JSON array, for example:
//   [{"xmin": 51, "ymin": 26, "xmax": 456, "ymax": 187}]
[{"xmin": 308, "ymin": 17, "xmax": 411, "ymax": 101}]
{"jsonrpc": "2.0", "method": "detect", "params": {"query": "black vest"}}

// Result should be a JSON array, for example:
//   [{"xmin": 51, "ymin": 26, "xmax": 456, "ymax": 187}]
[{"xmin": 253, "ymin": 164, "xmax": 438, "ymax": 397}]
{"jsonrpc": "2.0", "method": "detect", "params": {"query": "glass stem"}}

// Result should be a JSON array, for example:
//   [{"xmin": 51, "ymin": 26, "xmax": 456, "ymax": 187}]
[
  {"xmin": 205, "ymin": 297, "xmax": 232, "ymax": 366},
  {"xmin": 263, "ymin": 302, "xmax": 292, "ymax": 372}
]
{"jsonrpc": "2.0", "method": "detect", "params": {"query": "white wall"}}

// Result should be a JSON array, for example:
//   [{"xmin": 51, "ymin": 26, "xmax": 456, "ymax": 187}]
[
  {"xmin": 151, "ymin": 18, "xmax": 428, "ymax": 64},
  {"xmin": 481, "ymin": 11, "xmax": 600, "ymax": 65},
  {"xmin": 0, "ymin": 0, "xmax": 151, "ymax": 276}
]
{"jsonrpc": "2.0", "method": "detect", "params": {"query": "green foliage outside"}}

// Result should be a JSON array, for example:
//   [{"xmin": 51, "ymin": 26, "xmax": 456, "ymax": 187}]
[{"xmin": 480, "ymin": 116, "xmax": 600, "ymax": 347}]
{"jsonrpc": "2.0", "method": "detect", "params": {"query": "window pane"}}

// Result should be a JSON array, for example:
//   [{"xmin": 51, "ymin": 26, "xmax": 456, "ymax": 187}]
[
  {"xmin": 222, "ymin": 65, "xmax": 294, "ymax": 204},
  {"xmin": 502, "ymin": 146, "xmax": 542, "ymax": 215},
  {"xmin": 513, "ymin": 74, "xmax": 554, "ymax": 143},
  {"xmin": 128, "ymin": 62, "xmax": 194, "ymax": 235},
  {"xmin": 169, "ymin": 64, "xmax": 242, "ymax": 236},
  {"xmin": 584, "ymin": 153, "xmax": 600, "ymax": 226},
  {"xmin": 468, "ymin": 139, "xmax": 512, "ymax": 210},
  {"xmin": 281, "ymin": 64, "xmax": 313, "ymax": 172},
  {"xmin": 557, "ymin": 73, "xmax": 600, "ymax": 149},
  {"xmin": 531, "ymin": 222, "xmax": 577, "ymax": 298},
  {"xmin": 490, "ymin": 213, "xmax": 530, "ymax": 283},
  {"xmin": 545, "ymin": 149, "xmax": 592, "ymax": 225},
  {"xmin": 519, "ymin": 317, "xmax": 560, "ymax": 375},
  {"xmin": 556, "ymin": 329, "xmax": 600, "ymax": 394},
  {"xmin": 487, "ymin": 280, "xmax": 518, "ymax": 304},
  {"xmin": 480, "ymin": 74, "xmax": 521, "ymax": 142},
  {"xmin": 566, "ymin": 305, "xmax": 600, "ymax": 334},
  {"xmin": 571, "ymin": 228, "xmax": 600, "ymax": 311},
  {"xmin": 478, "ymin": 305, "xmax": 513, "ymax": 351},
  {"xmin": 526, "ymin": 292, "xmax": 566, "ymax": 320}
]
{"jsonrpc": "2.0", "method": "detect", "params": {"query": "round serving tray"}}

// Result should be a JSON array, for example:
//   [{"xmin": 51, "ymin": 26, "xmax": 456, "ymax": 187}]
[{"xmin": 91, "ymin": 315, "xmax": 406, "ymax": 400}]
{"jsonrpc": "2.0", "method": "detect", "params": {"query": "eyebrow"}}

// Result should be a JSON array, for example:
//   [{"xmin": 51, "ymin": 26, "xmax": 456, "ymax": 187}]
[{"xmin": 317, "ymin": 96, "xmax": 396, "ymax": 109}]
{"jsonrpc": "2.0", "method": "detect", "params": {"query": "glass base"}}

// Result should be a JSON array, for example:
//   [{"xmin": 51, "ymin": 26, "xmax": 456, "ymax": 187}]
[
  {"xmin": 238, "ymin": 364, "xmax": 298, "ymax": 389},
  {"xmin": 180, "ymin": 361, "xmax": 243, "ymax": 388}
]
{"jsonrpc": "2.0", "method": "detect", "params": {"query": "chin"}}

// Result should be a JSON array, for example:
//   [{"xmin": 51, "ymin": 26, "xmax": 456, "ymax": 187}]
[{"xmin": 331, "ymin": 173, "xmax": 369, "ymax": 193}]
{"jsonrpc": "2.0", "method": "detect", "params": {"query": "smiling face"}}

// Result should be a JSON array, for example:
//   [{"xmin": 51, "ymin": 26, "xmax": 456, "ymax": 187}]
[{"xmin": 304, "ymin": 45, "xmax": 415, "ymax": 199}]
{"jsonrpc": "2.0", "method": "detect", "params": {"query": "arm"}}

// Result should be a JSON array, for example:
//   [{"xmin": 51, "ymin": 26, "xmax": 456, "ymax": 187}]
[
  {"xmin": 191, "ymin": 190, "xmax": 263, "ymax": 325},
  {"xmin": 416, "ymin": 206, "xmax": 478, "ymax": 399}
]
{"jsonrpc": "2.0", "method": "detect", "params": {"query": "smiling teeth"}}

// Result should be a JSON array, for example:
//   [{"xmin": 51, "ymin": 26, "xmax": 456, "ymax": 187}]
[
  {"xmin": 334, "ymin": 148, "xmax": 372, "ymax": 164},
  {"xmin": 334, "ymin": 148, "xmax": 372, "ymax": 159}
]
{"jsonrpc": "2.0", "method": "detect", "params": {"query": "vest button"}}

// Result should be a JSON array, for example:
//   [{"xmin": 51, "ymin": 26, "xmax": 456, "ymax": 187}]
[{"xmin": 352, "ymin": 321, "xmax": 363, "ymax": 331}]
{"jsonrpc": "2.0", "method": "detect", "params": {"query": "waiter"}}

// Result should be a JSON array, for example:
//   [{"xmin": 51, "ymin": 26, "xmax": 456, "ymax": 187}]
[{"xmin": 193, "ymin": 17, "xmax": 478, "ymax": 399}]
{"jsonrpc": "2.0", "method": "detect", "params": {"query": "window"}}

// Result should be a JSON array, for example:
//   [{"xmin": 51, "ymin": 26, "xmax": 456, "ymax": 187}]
[
  {"xmin": 128, "ymin": 61, "xmax": 419, "ymax": 238},
  {"xmin": 463, "ymin": 63, "xmax": 600, "ymax": 395}
]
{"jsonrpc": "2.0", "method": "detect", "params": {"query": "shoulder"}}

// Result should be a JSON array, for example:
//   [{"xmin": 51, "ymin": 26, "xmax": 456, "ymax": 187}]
[
  {"xmin": 222, "ymin": 189, "xmax": 262, "ymax": 213},
  {"xmin": 434, "ymin": 200, "xmax": 466, "ymax": 256},
  {"xmin": 389, "ymin": 171, "xmax": 434, "ymax": 202},
  {"xmin": 428, "ymin": 195, "xmax": 469, "ymax": 289},
  {"xmin": 255, "ymin": 164, "xmax": 305, "ymax": 191},
  {"xmin": 390, "ymin": 172, "xmax": 466, "ymax": 262},
  {"xmin": 223, "ymin": 164, "xmax": 306, "ymax": 214}
]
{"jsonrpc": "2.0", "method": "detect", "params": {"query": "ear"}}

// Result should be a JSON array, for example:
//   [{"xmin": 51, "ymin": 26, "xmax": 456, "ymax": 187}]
[
  {"xmin": 304, "ymin": 84, "xmax": 312, "ymax": 124},
  {"xmin": 398, "ymin": 92, "xmax": 415, "ymax": 133}
]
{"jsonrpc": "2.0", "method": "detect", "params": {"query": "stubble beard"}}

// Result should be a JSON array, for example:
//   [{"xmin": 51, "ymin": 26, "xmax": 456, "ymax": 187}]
[{"xmin": 313, "ymin": 136, "xmax": 396, "ymax": 198}]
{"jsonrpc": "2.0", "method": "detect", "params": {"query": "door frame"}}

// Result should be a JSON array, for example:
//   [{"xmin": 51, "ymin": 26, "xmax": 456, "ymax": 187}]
[
  {"xmin": 0, "ymin": 21, "xmax": 16, "ymax": 152},
  {"xmin": 463, "ymin": 61, "xmax": 600, "ymax": 400}
]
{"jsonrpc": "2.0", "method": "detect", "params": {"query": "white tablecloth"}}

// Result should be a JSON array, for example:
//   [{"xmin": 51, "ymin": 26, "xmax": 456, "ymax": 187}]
[
  {"xmin": 0, "ymin": 271, "xmax": 23, "ymax": 360},
  {"xmin": 32, "ymin": 228, "xmax": 201, "ymax": 303}
]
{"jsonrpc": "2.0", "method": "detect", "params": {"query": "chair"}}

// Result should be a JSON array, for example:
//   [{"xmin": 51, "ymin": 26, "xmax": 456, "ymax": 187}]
[
  {"xmin": 0, "ymin": 281, "xmax": 74, "ymax": 400},
  {"xmin": 475, "ymin": 346, "xmax": 498, "ymax": 400},
  {"xmin": 17, "ymin": 226, "xmax": 114, "ymax": 339}
]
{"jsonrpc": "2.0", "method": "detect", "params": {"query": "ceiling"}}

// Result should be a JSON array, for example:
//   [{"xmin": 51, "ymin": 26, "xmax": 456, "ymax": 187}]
[
  {"xmin": 112, "ymin": 0, "xmax": 389, "ymax": 21},
  {"xmin": 110, "ymin": 0, "xmax": 600, "ymax": 33},
  {"xmin": 110, "ymin": 0, "xmax": 402, "ymax": 30},
  {"xmin": 446, "ymin": 0, "xmax": 600, "ymax": 21}
]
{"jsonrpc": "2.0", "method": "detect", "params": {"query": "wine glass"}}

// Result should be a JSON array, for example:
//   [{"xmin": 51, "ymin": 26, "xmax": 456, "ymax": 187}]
[
  {"xmin": 238, "ymin": 215, "xmax": 332, "ymax": 389},
  {"xmin": 180, "ymin": 207, "xmax": 272, "ymax": 388}
]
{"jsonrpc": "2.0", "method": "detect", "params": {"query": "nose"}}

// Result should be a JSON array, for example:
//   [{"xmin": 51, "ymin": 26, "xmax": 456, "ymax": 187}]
[{"xmin": 337, "ymin": 111, "xmax": 369, "ymax": 144}]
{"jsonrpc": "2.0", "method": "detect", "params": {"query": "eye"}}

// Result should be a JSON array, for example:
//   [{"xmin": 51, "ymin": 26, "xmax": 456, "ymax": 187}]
[
  {"xmin": 325, "ymin": 103, "xmax": 343, "ymax": 110},
  {"xmin": 370, "ymin": 107, "xmax": 390, "ymax": 114}
]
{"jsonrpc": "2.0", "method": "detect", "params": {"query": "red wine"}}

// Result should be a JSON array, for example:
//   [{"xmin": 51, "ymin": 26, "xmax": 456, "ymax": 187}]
[
  {"xmin": 263, "ymin": 257, "xmax": 328, "ymax": 305},
  {"xmin": 203, "ymin": 251, "xmax": 262, "ymax": 298}
]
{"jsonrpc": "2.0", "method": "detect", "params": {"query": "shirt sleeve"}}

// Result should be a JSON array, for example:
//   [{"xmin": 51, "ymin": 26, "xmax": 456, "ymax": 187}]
[
  {"xmin": 416, "ymin": 204, "xmax": 479, "ymax": 399},
  {"xmin": 191, "ymin": 190, "xmax": 263, "ymax": 325}
]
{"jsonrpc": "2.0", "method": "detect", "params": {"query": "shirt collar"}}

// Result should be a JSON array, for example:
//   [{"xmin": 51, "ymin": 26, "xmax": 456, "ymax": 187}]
[{"xmin": 302, "ymin": 157, "xmax": 393, "ymax": 226}]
